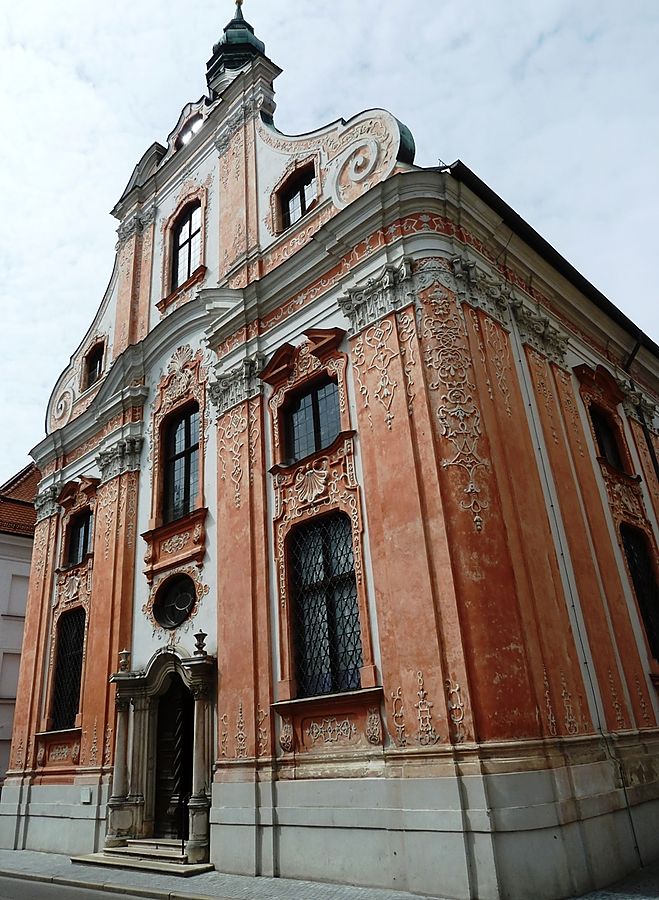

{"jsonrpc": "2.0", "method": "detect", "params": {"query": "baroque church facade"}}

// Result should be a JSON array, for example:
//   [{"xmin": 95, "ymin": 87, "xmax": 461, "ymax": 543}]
[{"xmin": 1, "ymin": 5, "xmax": 659, "ymax": 898}]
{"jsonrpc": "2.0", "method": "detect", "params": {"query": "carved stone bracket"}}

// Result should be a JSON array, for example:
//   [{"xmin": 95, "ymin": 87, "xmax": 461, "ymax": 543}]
[
  {"xmin": 35, "ymin": 484, "xmax": 62, "ymax": 522},
  {"xmin": 209, "ymin": 354, "xmax": 265, "ymax": 417},
  {"xmin": 96, "ymin": 437, "xmax": 144, "ymax": 484},
  {"xmin": 615, "ymin": 377, "xmax": 659, "ymax": 427},
  {"xmin": 338, "ymin": 258, "xmax": 414, "ymax": 335},
  {"xmin": 116, "ymin": 205, "xmax": 158, "ymax": 247},
  {"xmin": 451, "ymin": 255, "xmax": 511, "ymax": 327},
  {"xmin": 510, "ymin": 297, "xmax": 568, "ymax": 366},
  {"xmin": 449, "ymin": 254, "xmax": 568, "ymax": 364}
]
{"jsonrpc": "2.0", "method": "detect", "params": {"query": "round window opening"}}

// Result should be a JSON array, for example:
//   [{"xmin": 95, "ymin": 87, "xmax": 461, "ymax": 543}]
[{"xmin": 153, "ymin": 574, "xmax": 196, "ymax": 629}]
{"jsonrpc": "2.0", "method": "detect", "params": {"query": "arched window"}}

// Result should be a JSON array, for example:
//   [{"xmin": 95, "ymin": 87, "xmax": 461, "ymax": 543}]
[
  {"xmin": 163, "ymin": 403, "xmax": 200, "ymax": 523},
  {"xmin": 172, "ymin": 202, "xmax": 202, "ymax": 291},
  {"xmin": 280, "ymin": 164, "xmax": 317, "ymax": 230},
  {"xmin": 289, "ymin": 512, "xmax": 362, "ymax": 697},
  {"xmin": 84, "ymin": 343, "xmax": 104, "ymax": 389},
  {"xmin": 175, "ymin": 115, "xmax": 203, "ymax": 149},
  {"xmin": 66, "ymin": 509, "xmax": 93, "ymax": 567},
  {"xmin": 620, "ymin": 524, "xmax": 659, "ymax": 660},
  {"xmin": 284, "ymin": 376, "xmax": 340, "ymax": 464},
  {"xmin": 51, "ymin": 608, "xmax": 86, "ymax": 731},
  {"xmin": 589, "ymin": 404, "xmax": 625, "ymax": 471}
]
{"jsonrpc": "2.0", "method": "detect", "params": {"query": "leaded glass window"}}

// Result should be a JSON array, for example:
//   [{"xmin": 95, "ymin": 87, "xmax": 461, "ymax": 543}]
[
  {"xmin": 172, "ymin": 202, "xmax": 202, "ymax": 290},
  {"xmin": 289, "ymin": 513, "xmax": 362, "ymax": 697},
  {"xmin": 51, "ymin": 608, "xmax": 85, "ymax": 731},
  {"xmin": 285, "ymin": 378, "xmax": 340, "ymax": 463},
  {"xmin": 67, "ymin": 509, "xmax": 93, "ymax": 567},
  {"xmin": 621, "ymin": 524, "xmax": 659, "ymax": 659},
  {"xmin": 163, "ymin": 404, "xmax": 200, "ymax": 523}
]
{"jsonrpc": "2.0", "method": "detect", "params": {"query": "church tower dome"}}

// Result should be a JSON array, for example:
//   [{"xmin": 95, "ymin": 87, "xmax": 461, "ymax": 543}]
[{"xmin": 206, "ymin": 0, "xmax": 267, "ymax": 96}]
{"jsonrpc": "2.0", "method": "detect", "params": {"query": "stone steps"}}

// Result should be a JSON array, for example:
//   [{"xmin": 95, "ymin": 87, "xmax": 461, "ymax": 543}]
[
  {"xmin": 72, "ymin": 845, "xmax": 214, "ymax": 877},
  {"xmin": 105, "ymin": 844, "xmax": 188, "ymax": 862}
]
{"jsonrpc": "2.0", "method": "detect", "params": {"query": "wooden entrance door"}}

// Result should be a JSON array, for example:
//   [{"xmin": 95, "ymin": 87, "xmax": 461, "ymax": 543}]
[{"xmin": 153, "ymin": 673, "xmax": 194, "ymax": 839}]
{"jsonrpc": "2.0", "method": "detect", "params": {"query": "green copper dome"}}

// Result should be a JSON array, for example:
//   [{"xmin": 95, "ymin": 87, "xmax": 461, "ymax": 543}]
[{"xmin": 206, "ymin": 2, "xmax": 266, "ymax": 91}]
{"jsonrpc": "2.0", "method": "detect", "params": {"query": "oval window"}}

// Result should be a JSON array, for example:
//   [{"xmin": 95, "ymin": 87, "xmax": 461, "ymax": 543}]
[{"xmin": 153, "ymin": 574, "xmax": 196, "ymax": 629}]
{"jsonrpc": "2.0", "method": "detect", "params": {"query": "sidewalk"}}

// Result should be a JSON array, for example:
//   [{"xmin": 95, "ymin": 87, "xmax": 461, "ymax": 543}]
[
  {"xmin": 0, "ymin": 848, "xmax": 658, "ymax": 899},
  {"xmin": 0, "ymin": 849, "xmax": 445, "ymax": 900}
]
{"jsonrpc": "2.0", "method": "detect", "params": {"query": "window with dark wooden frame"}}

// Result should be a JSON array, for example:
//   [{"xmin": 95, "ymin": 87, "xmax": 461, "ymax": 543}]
[
  {"xmin": 621, "ymin": 524, "xmax": 659, "ymax": 660},
  {"xmin": 163, "ymin": 403, "xmax": 200, "ymax": 524},
  {"xmin": 172, "ymin": 202, "xmax": 202, "ymax": 291},
  {"xmin": 50, "ymin": 607, "xmax": 85, "ymax": 731},
  {"xmin": 284, "ymin": 377, "xmax": 340, "ymax": 464},
  {"xmin": 85, "ymin": 343, "xmax": 104, "ymax": 389},
  {"xmin": 589, "ymin": 405, "xmax": 626, "ymax": 471},
  {"xmin": 289, "ymin": 513, "xmax": 363, "ymax": 698},
  {"xmin": 66, "ymin": 509, "xmax": 93, "ymax": 567},
  {"xmin": 280, "ymin": 165, "xmax": 317, "ymax": 230}
]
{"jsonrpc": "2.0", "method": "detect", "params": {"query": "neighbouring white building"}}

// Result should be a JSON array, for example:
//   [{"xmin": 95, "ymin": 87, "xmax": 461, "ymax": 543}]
[{"xmin": 0, "ymin": 465, "xmax": 38, "ymax": 789}]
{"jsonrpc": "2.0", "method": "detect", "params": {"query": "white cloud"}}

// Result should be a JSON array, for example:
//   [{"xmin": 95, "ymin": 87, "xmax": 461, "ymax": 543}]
[{"xmin": 0, "ymin": 0, "xmax": 658, "ymax": 480}]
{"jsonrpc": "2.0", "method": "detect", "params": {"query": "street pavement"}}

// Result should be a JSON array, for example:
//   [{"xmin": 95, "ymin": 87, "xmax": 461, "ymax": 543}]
[{"xmin": 0, "ymin": 849, "xmax": 658, "ymax": 899}]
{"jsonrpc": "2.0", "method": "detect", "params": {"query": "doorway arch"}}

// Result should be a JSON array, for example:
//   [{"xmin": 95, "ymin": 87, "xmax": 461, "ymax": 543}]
[{"xmin": 106, "ymin": 646, "xmax": 215, "ymax": 864}]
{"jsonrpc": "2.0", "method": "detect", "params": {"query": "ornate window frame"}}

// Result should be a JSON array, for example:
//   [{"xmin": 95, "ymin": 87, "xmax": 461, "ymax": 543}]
[
  {"xmin": 142, "ymin": 346, "xmax": 208, "ymax": 583},
  {"xmin": 260, "ymin": 329, "xmax": 378, "ymax": 711},
  {"xmin": 142, "ymin": 563, "xmax": 209, "ymax": 644},
  {"xmin": 158, "ymin": 186, "xmax": 208, "ymax": 315},
  {"xmin": 576, "ymin": 364, "xmax": 659, "ymax": 676},
  {"xmin": 41, "ymin": 479, "xmax": 97, "ymax": 738},
  {"xmin": 268, "ymin": 154, "xmax": 321, "ymax": 236},
  {"xmin": 575, "ymin": 365, "xmax": 634, "ymax": 475},
  {"xmin": 81, "ymin": 338, "xmax": 106, "ymax": 392}
]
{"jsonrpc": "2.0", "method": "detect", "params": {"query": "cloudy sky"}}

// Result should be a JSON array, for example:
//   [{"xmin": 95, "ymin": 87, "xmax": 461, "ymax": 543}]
[{"xmin": 0, "ymin": 0, "xmax": 658, "ymax": 483}]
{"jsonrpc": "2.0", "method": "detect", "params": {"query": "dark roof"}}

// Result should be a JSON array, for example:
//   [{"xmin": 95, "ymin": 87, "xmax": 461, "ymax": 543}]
[
  {"xmin": 0, "ymin": 463, "xmax": 39, "ymax": 537},
  {"xmin": 447, "ymin": 160, "xmax": 659, "ymax": 362}
]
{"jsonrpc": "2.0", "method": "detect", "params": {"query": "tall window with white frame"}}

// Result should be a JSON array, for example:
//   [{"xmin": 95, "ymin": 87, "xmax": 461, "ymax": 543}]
[
  {"xmin": 50, "ymin": 607, "xmax": 86, "ymax": 731},
  {"xmin": 172, "ymin": 202, "xmax": 202, "ymax": 291},
  {"xmin": 288, "ymin": 512, "xmax": 363, "ymax": 698},
  {"xmin": 163, "ymin": 403, "xmax": 200, "ymax": 523}
]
